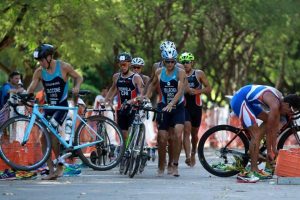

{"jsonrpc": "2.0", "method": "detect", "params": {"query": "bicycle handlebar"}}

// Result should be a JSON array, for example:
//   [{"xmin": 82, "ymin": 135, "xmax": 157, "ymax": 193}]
[
  {"xmin": 9, "ymin": 90, "xmax": 91, "ymax": 108},
  {"xmin": 120, "ymin": 98, "xmax": 161, "ymax": 113},
  {"xmin": 86, "ymin": 101, "xmax": 115, "ymax": 114}
]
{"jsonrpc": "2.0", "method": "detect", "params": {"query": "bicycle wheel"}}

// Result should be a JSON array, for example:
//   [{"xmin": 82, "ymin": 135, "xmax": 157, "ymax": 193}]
[
  {"xmin": 277, "ymin": 126, "xmax": 300, "ymax": 150},
  {"xmin": 128, "ymin": 124, "xmax": 145, "ymax": 178},
  {"xmin": 124, "ymin": 125, "xmax": 139, "ymax": 175},
  {"xmin": 75, "ymin": 115, "xmax": 125, "ymax": 171},
  {"xmin": 198, "ymin": 125, "xmax": 249, "ymax": 177},
  {"xmin": 0, "ymin": 116, "xmax": 51, "ymax": 171}
]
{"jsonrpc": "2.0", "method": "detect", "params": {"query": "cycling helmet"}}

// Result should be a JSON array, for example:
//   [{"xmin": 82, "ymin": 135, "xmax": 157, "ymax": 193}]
[
  {"xmin": 117, "ymin": 52, "xmax": 132, "ymax": 62},
  {"xmin": 161, "ymin": 47, "xmax": 178, "ymax": 60},
  {"xmin": 283, "ymin": 94, "xmax": 300, "ymax": 110},
  {"xmin": 179, "ymin": 52, "xmax": 195, "ymax": 62},
  {"xmin": 131, "ymin": 57, "xmax": 145, "ymax": 66},
  {"xmin": 33, "ymin": 44, "xmax": 54, "ymax": 60},
  {"xmin": 160, "ymin": 41, "xmax": 176, "ymax": 51}
]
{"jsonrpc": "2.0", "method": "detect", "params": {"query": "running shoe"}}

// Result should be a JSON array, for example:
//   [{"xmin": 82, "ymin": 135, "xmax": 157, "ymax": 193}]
[
  {"xmin": 0, "ymin": 169, "xmax": 16, "ymax": 180},
  {"xmin": 212, "ymin": 163, "xmax": 236, "ymax": 171},
  {"xmin": 233, "ymin": 155, "xmax": 245, "ymax": 172},
  {"xmin": 264, "ymin": 167, "xmax": 274, "ymax": 175},
  {"xmin": 63, "ymin": 164, "xmax": 81, "ymax": 176},
  {"xmin": 16, "ymin": 171, "xmax": 37, "ymax": 180},
  {"xmin": 237, "ymin": 171, "xmax": 259, "ymax": 183},
  {"xmin": 264, "ymin": 162, "xmax": 275, "ymax": 175},
  {"xmin": 253, "ymin": 170, "xmax": 272, "ymax": 180}
]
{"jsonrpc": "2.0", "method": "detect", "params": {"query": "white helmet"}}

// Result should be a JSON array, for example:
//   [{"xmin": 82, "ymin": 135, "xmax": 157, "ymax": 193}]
[
  {"xmin": 131, "ymin": 57, "xmax": 145, "ymax": 66},
  {"xmin": 161, "ymin": 47, "xmax": 178, "ymax": 59},
  {"xmin": 159, "ymin": 41, "xmax": 176, "ymax": 51}
]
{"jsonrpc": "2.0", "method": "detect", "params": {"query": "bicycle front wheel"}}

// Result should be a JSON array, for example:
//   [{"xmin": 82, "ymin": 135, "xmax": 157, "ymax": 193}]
[
  {"xmin": 0, "ymin": 116, "xmax": 51, "ymax": 171},
  {"xmin": 198, "ymin": 125, "xmax": 249, "ymax": 177},
  {"xmin": 128, "ymin": 124, "xmax": 145, "ymax": 178},
  {"xmin": 75, "ymin": 115, "xmax": 125, "ymax": 171},
  {"xmin": 277, "ymin": 126, "xmax": 300, "ymax": 150}
]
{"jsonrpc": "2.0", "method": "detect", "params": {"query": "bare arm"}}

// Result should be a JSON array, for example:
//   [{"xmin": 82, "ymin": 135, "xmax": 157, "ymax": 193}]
[
  {"xmin": 145, "ymin": 68, "xmax": 160, "ymax": 99},
  {"xmin": 263, "ymin": 93, "xmax": 281, "ymax": 159},
  {"xmin": 144, "ymin": 63, "xmax": 159, "ymax": 93},
  {"xmin": 105, "ymin": 74, "xmax": 118, "ymax": 103},
  {"xmin": 143, "ymin": 75, "xmax": 150, "ymax": 87},
  {"xmin": 64, "ymin": 63, "xmax": 83, "ymax": 94},
  {"xmin": 197, "ymin": 70, "xmax": 211, "ymax": 95},
  {"xmin": 134, "ymin": 74, "xmax": 144, "ymax": 97},
  {"xmin": 187, "ymin": 70, "xmax": 211, "ymax": 95}
]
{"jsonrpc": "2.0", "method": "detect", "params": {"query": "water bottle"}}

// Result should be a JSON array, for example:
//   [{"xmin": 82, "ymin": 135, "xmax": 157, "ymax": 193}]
[
  {"xmin": 50, "ymin": 117, "xmax": 59, "ymax": 129},
  {"xmin": 65, "ymin": 117, "xmax": 72, "ymax": 141}
]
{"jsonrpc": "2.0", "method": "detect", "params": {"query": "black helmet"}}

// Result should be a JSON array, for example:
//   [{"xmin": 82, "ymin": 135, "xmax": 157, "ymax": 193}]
[
  {"xmin": 33, "ymin": 44, "xmax": 54, "ymax": 60},
  {"xmin": 284, "ymin": 94, "xmax": 300, "ymax": 110},
  {"xmin": 117, "ymin": 52, "xmax": 132, "ymax": 62}
]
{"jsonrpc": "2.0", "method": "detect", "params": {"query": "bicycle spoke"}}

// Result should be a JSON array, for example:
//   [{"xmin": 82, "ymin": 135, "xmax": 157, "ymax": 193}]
[
  {"xmin": 198, "ymin": 125, "xmax": 249, "ymax": 177},
  {"xmin": 75, "ymin": 115, "xmax": 125, "ymax": 171}
]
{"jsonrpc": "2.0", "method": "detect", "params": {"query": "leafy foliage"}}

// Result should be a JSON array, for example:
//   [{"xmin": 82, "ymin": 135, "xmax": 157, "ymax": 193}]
[{"xmin": 0, "ymin": 0, "xmax": 299, "ymax": 105}]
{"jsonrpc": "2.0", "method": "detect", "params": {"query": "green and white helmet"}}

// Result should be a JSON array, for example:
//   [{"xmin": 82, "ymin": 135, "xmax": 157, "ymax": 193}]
[{"xmin": 179, "ymin": 52, "xmax": 195, "ymax": 62}]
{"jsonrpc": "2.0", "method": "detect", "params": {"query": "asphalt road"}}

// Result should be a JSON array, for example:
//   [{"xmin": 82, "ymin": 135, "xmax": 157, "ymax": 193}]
[{"xmin": 0, "ymin": 154, "xmax": 299, "ymax": 200}]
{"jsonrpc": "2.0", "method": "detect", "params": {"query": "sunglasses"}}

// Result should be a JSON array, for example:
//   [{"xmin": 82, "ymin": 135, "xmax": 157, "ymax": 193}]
[
  {"xmin": 37, "ymin": 58, "xmax": 45, "ymax": 62},
  {"xmin": 120, "ymin": 62, "xmax": 129, "ymax": 66},
  {"xmin": 164, "ymin": 60, "xmax": 176, "ymax": 64},
  {"xmin": 132, "ymin": 66, "xmax": 141, "ymax": 69},
  {"xmin": 181, "ymin": 61, "xmax": 192, "ymax": 64}
]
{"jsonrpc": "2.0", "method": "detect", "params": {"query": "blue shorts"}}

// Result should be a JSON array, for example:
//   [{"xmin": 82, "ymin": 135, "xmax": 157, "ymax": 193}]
[
  {"xmin": 156, "ymin": 102, "xmax": 185, "ymax": 131},
  {"xmin": 44, "ymin": 100, "xmax": 68, "ymax": 125}
]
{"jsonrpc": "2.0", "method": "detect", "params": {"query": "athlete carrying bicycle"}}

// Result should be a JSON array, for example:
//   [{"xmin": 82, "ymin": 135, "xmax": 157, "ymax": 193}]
[
  {"xmin": 27, "ymin": 44, "xmax": 83, "ymax": 180},
  {"xmin": 104, "ymin": 52, "xmax": 144, "ymax": 142},
  {"xmin": 230, "ymin": 84, "xmax": 300, "ymax": 182}
]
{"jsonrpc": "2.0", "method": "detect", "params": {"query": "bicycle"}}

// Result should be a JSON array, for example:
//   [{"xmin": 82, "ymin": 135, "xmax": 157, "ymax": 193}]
[
  {"xmin": 198, "ymin": 110, "xmax": 300, "ymax": 177},
  {"xmin": 119, "ymin": 99, "xmax": 158, "ymax": 178},
  {"xmin": 84, "ymin": 101, "xmax": 118, "ymax": 167},
  {"xmin": 0, "ymin": 91, "xmax": 125, "ymax": 171}
]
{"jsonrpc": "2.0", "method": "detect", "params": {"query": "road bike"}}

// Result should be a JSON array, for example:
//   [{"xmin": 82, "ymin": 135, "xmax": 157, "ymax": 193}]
[
  {"xmin": 198, "ymin": 110, "xmax": 300, "ymax": 177},
  {"xmin": 0, "ymin": 91, "xmax": 125, "ymax": 171},
  {"xmin": 119, "ymin": 99, "xmax": 158, "ymax": 178},
  {"xmin": 84, "ymin": 101, "xmax": 118, "ymax": 167}
]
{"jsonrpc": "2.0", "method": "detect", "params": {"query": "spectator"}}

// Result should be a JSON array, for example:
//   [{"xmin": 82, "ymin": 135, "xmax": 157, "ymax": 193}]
[{"xmin": 0, "ymin": 71, "xmax": 24, "ymax": 109}]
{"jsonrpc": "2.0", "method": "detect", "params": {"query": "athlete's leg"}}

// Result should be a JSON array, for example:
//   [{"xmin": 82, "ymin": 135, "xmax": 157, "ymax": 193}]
[
  {"xmin": 40, "ymin": 133, "xmax": 63, "ymax": 180},
  {"xmin": 183, "ymin": 121, "xmax": 192, "ymax": 166},
  {"xmin": 248, "ymin": 124, "xmax": 265, "ymax": 172},
  {"xmin": 189, "ymin": 107, "xmax": 201, "ymax": 167},
  {"xmin": 172, "ymin": 124, "xmax": 184, "ymax": 176},
  {"xmin": 157, "ymin": 130, "xmax": 169, "ymax": 176},
  {"xmin": 190, "ymin": 126, "xmax": 199, "ymax": 167},
  {"xmin": 167, "ymin": 127, "xmax": 174, "ymax": 174}
]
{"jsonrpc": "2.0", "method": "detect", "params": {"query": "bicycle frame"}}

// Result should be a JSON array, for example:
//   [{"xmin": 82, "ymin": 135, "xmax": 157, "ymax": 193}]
[
  {"xmin": 222, "ymin": 112, "xmax": 300, "ymax": 157},
  {"xmin": 126, "ymin": 107, "xmax": 147, "ymax": 147},
  {"xmin": 22, "ymin": 104, "xmax": 103, "ymax": 150}
]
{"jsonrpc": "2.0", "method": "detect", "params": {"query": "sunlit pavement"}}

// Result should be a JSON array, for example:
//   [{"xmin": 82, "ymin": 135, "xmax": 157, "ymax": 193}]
[{"xmin": 0, "ymin": 153, "xmax": 299, "ymax": 200}]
